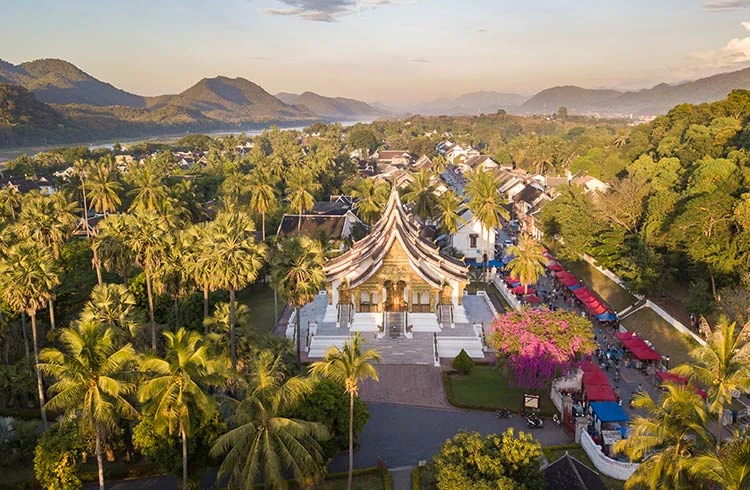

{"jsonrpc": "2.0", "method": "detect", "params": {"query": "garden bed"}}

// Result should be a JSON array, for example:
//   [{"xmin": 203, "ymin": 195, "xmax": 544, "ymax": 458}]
[
  {"xmin": 444, "ymin": 365, "xmax": 554, "ymax": 416},
  {"xmin": 620, "ymin": 307, "xmax": 697, "ymax": 367}
]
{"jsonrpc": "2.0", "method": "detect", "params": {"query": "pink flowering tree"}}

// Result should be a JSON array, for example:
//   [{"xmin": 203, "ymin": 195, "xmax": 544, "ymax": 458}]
[{"xmin": 488, "ymin": 309, "xmax": 596, "ymax": 390}]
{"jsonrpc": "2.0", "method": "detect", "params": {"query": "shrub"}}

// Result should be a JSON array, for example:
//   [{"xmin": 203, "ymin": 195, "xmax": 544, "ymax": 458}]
[
  {"xmin": 0, "ymin": 417, "xmax": 41, "ymax": 467},
  {"xmin": 33, "ymin": 423, "xmax": 86, "ymax": 490},
  {"xmin": 452, "ymin": 349, "xmax": 474, "ymax": 375}
]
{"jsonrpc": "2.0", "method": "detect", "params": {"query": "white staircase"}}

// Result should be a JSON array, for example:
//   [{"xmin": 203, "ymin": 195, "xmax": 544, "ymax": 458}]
[
  {"xmin": 350, "ymin": 311, "xmax": 380, "ymax": 332},
  {"xmin": 436, "ymin": 336, "xmax": 485, "ymax": 358},
  {"xmin": 452, "ymin": 304, "xmax": 469, "ymax": 324},
  {"xmin": 410, "ymin": 312, "xmax": 441, "ymax": 332},
  {"xmin": 308, "ymin": 335, "xmax": 349, "ymax": 358},
  {"xmin": 323, "ymin": 305, "xmax": 338, "ymax": 324}
]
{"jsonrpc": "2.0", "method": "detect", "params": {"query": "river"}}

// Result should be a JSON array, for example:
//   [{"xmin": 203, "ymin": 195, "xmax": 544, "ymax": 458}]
[{"xmin": 0, "ymin": 120, "xmax": 371, "ymax": 164}]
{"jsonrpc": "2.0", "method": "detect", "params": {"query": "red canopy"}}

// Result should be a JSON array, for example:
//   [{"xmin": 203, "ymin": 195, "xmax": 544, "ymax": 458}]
[
  {"xmin": 511, "ymin": 285, "xmax": 536, "ymax": 295},
  {"xmin": 586, "ymin": 303, "xmax": 608, "ymax": 315},
  {"xmin": 583, "ymin": 370, "xmax": 610, "ymax": 386},
  {"xmin": 616, "ymin": 331, "xmax": 662, "ymax": 361},
  {"xmin": 574, "ymin": 288, "xmax": 593, "ymax": 298},
  {"xmin": 579, "ymin": 361, "xmax": 599, "ymax": 372},
  {"xmin": 561, "ymin": 277, "xmax": 580, "ymax": 287},
  {"xmin": 582, "ymin": 295, "xmax": 600, "ymax": 305},
  {"xmin": 656, "ymin": 371, "xmax": 707, "ymax": 399},
  {"xmin": 548, "ymin": 263, "xmax": 565, "ymax": 271},
  {"xmin": 585, "ymin": 384, "xmax": 617, "ymax": 402},
  {"xmin": 525, "ymin": 295, "xmax": 543, "ymax": 304},
  {"xmin": 555, "ymin": 270, "xmax": 573, "ymax": 279},
  {"xmin": 504, "ymin": 276, "xmax": 521, "ymax": 285}
]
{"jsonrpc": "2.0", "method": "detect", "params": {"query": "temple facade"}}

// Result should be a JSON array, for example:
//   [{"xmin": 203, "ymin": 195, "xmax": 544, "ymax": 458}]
[{"xmin": 323, "ymin": 189, "xmax": 470, "ymax": 336}]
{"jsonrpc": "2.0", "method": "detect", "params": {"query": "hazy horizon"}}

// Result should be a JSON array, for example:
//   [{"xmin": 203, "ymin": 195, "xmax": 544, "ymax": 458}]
[{"xmin": 3, "ymin": 0, "xmax": 750, "ymax": 105}]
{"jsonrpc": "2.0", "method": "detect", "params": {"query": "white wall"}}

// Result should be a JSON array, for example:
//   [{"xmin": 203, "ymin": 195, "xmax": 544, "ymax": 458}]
[
  {"xmin": 581, "ymin": 431, "xmax": 638, "ymax": 481},
  {"xmin": 453, "ymin": 217, "xmax": 496, "ymax": 261}
]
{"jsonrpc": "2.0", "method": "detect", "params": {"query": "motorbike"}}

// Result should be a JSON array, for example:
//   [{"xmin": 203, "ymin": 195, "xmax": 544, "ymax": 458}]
[
  {"xmin": 526, "ymin": 414, "xmax": 544, "ymax": 429},
  {"xmin": 496, "ymin": 408, "xmax": 512, "ymax": 419},
  {"xmin": 552, "ymin": 414, "xmax": 562, "ymax": 427}
]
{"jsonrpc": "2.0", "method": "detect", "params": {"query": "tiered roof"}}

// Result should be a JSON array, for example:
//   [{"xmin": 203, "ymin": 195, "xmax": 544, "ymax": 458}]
[{"xmin": 325, "ymin": 189, "xmax": 469, "ymax": 288}]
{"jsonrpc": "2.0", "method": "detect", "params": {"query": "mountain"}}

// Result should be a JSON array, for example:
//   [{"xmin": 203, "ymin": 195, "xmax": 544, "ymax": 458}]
[
  {"xmin": 0, "ymin": 58, "xmax": 145, "ymax": 107},
  {"xmin": 275, "ymin": 91, "xmax": 381, "ymax": 120},
  {"xmin": 413, "ymin": 91, "xmax": 526, "ymax": 115},
  {"xmin": 147, "ymin": 77, "xmax": 315, "ymax": 123},
  {"xmin": 518, "ymin": 67, "xmax": 750, "ymax": 116}
]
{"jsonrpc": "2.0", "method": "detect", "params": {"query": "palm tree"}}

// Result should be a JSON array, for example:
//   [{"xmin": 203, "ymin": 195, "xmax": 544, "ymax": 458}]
[
  {"xmin": 73, "ymin": 158, "xmax": 91, "ymax": 237},
  {"xmin": 0, "ymin": 241, "xmax": 60, "ymax": 426},
  {"xmin": 39, "ymin": 321, "xmax": 137, "ymax": 490},
  {"xmin": 350, "ymin": 178, "xmax": 390, "ymax": 224},
  {"xmin": 139, "ymin": 328, "xmax": 225, "ymax": 490},
  {"xmin": 79, "ymin": 283, "xmax": 141, "ymax": 339},
  {"xmin": 204, "ymin": 302, "xmax": 251, "ymax": 345},
  {"xmin": 128, "ymin": 163, "xmax": 169, "ymax": 213},
  {"xmin": 93, "ymin": 214, "xmax": 136, "ymax": 284},
  {"xmin": 0, "ymin": 185, "xmax": 22, "ymax": 222},
  {"xmin": 182, "ymin": 222, "xmax": 215, "ymax": 320},
  {"xmin": 204, "ymin": 211, "xmax": 267, "ymax": 372},
  {"xmin": 211, "ymin": 350, "xmax": 328, "ymax": 489},
  {"xmin": 122, "ymin": 211, "xmax": 172, "ymax": 351},
  {"xmin": 247, "ymin": 167, "xmax": 277, "ymax": 241},
  {"xmin": 435, "ymin": 189, "xmax": 465, "ymax": 243},
  {"xmin": 689, "ymin": 434, "xmax": 750, "ymax": 490},
  {"xmin": 614, "ymin": 384, "xmax": 714, "ymax": 489},
  {"xmin": 285, "ymin": 168, "xmax": 321, "ymax": 235},
  {"xmin": 270, "ymin": 237, "xmax": 325, "ymax": 370},
  {"xmin": 465, "ymin": 170, "xmax": 509, "ymax": 279},
  {"xmin": 310, "ymin": 334, "xmax": 381, "ymax": 490},
  {"xmin": 87, "ymin": 156, "xmax": 123, "ymax": 216},
  {"xmin": 402, "ymin": 169, "xmax": 437, "ymax": 222},
  {"xmin": 505, "ymin": 236, "xmax": 547, "ymax": 295},
  {"xmin": 672, "ymin": 317, "xmax": 750, "ymax": 445}
]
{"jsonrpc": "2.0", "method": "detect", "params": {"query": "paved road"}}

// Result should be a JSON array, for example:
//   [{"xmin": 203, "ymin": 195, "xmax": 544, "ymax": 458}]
[{"xmin": 328, "ymin": 402, "xmax": 572, "ymax": 472}]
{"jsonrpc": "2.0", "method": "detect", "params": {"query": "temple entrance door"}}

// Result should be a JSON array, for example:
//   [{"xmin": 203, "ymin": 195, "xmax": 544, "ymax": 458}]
[{"xmin": 384, "ymin": 280, "xmax": 407, "ymax": 311}]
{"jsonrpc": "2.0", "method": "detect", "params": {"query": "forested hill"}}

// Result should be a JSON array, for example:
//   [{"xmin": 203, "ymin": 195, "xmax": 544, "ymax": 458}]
[{"xmin": 542, "ymin": 89, "xmax": 750, "ymax": 310}]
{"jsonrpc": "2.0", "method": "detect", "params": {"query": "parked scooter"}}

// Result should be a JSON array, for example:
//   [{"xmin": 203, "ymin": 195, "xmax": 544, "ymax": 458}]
[
  {"xmin": 526, "ymin": 413, "xmax": 544, "ymax": 429},
  {"xmin": 496, "ymin": 408, "xmax": 512, "ymax": 419},
  {"xmin": 552, "ymin": 413, "xmax": 562, "ymax": 427}
]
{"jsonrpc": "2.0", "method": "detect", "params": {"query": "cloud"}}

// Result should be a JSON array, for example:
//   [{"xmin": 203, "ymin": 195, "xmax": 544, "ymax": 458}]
[
  {"xmin": 263, "ymin": 0, "xmax": 399, "ymax": 21},
  {"xmin": 687, "ymin": 21, "xmax": 750, "ymax": 72},
  {"xmin": 743, "ymin": 20, "xmax": 750, "ymax": 30},
  {"xmin": 704, "ymin": 0, "xmax": 750, "ymax": 10},
  {"xmin": 410, "ymin": 57, "xmax": 431, "ymax": 63},
  {"xmin": 477, "ymin": 28, "xmax": 487, "ymax": 32}
]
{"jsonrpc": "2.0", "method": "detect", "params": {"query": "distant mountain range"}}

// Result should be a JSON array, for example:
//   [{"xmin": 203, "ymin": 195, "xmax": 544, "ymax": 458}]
[{"xmin": 2, "ymin": 56, "xmax": 750, "ymax": 148}]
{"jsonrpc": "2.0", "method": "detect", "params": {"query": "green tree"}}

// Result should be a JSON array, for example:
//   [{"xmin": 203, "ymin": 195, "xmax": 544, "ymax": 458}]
[
  {"xmin": 465, "ymin": 170, "xmax": 509, "ymax": 279},
  {"xmin": 79, "ymin": 283, "xmax": 141, "ymax": 340},
  {"xmin": 504, "ymin": 236, "xmax": 547, "ymax": 295},
  {"xmin": 247, "ymin": 167, "xmax": 277, "ymax": 241},
  {"xmin": 211, "ymin": 350, "xmax": 328, "ymax": 489},
  {"xmin": 271, "ymin": 237, "xmax": 325, "ymax": 370},
  {"xmin": 285, "ymin": 168, "xmax": 321, "ymax": 235},
  {"xmin": 310, "ymin": 334, "xmax": 380, "ymax": 490},
  {"xmin": 0, "ymin": 241, "xmax": 59, "ymax": 426},
  {"xmin": 433, "ymin": 429, "xmax": 544, "ymax": 490},
  {"xmin": 139, "ymin": 328, "xmax": 225, "ymax": 490},
  {"xmin": 33, "ymin": 422, "xmax": 85, "ymax": 490},
  {"xmin": 436, "ymin": 189, "xmax": 465, "ymax": 239},
  {"xmin": 350, "ymin": 178, "xmax": 390, "ymax": 224},
  {"xmin": 689, "ymin": 434, "xmax": 750, "ymax": 490},
  {"xmin": 673, "ymin": 317, "xmax": 750, "ymax": 445},
  {"xmin": 39, "ymin": 321, "xmax": 137, "ymax": 490},
  {"xmin": 86, "ymin": 156, "xmax": 122, "ymax": 216},
  {"xmin": 402, "ymin": 169, "xmax": 437, "ymax": 221},
  {"xmin": 127, "ymin": 162, "xmax": 169, "ymax": 214}
]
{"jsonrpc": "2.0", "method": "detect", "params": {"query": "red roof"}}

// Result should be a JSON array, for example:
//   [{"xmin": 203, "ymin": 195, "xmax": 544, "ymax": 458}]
[
  {"xmin": 583, "ymin": 370, "xmax": 610, "ymax": 386},
  {"xmin": 548, "ymin": 263, "xmax": 565, "ymax": 271},
  {"xmin": 656, "ymin": 371, "xmax": 707, "ymax": 399},
  {"xmin": 585, "ymin": 383, "xmax": 617, "ymax": 402},
  {"xmin": 561, "ymin": 277, "xmax": 579, "ymax": 287},
  {"xmin": 555, "ymin": 270, "xmax": 573, "ymax": 279},
  {"xmin": 511, "ymin": 285, "xmax": 536, "ymax": 295}
]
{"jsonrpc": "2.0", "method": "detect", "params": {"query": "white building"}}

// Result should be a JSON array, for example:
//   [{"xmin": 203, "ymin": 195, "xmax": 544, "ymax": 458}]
[{"xmin": 452, "ymin": 210, "xmax": 497, "ymax": 262}]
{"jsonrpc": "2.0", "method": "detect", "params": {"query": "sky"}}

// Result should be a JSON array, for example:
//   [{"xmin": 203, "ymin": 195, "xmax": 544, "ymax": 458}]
[{"xmin": 2, "ymin": 0, "xmax": 750, "ymax": 105}]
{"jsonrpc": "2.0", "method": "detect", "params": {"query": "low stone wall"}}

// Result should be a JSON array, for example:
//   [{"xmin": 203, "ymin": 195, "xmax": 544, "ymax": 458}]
[
  {"xmin": 550, "ymin": 370, "xmax": 583, "ymax": 413},
  {"xmin": 580, "ymin": 431, "xmax": 638, "ymax": 481},
  {"xmin": 476, "ymin": 290, "xmax": 499, "ymax": 317},
  {"xmin": 644, "ymin": 300, "xmax": 707, "ymax": 347},
  {"xmin": 581, "ymin": 253, "xmax": 644, "ymax": 301},
  {"xmin": 489, "ymin": 277, "xmax": 522, "ymax": 310}
]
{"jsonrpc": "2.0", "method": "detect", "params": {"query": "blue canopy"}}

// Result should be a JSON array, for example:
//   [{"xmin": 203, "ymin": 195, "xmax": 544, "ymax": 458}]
[
  {"xmin": 595, "ymin": 312, "xmax": 618, "ymax": 322},
  {"xmin": 566, "ymin": 283, "xmax": 582, "ymax": 291},
  {"xmin": 487, "ymin": 259, "xmax": 505, "ymax": 268},
  {"xmin": 590, "ymin": 401, "xmax": 629, "ymax": 423}
]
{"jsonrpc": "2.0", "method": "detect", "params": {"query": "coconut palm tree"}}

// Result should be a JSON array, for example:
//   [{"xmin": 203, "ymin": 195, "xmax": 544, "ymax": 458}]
[
  {"xmin": 210, "ymin": 350, "xmax": 328, "ymax": 489},
  {"xmin": 0, "ymin": 185, "xmax": 22, "ymax": 223},
  {"xmin": 247, "ymin": 167, "xmax": 277, "ymax": 241},
  {"xmin": 122, "ymin": 211, "xmax": 172, "ymax": 351},
  {"xmin": 86, "ymin": 156, "xmax": 123, "ymax": 216},
  {"xmin": 139, "ymin": 328, "xmax": 225, "ymax": 490},
  {"xmin": 402, "ymin": 169, "xmax": 437, "ymax": 222},
  {"xmin": 182, "ymin": 222, "xmax": 215, "ymax": 321},
  {"xmin": 465, "ymin": 170, "xmax": 509, "ymax": 279},
  {"xmin": 436, "ymin": 189, "xmax": 465, "ymax": 243},
  {"xmin": 39, "ymin": 321, "xmax": 137, "ymax": 490},
  {"xmin": 505, "ymin": 236, "xmax": 547, "ymax": 295},
  {"xmin": 672, "ymin": 317, "xmax": 750, "ymax": 445},
  {"xmin": 689, "ymin": 434, "xmax": 750, "ymax": 490},
  {"xmin": 203, "ymin": 302, "xmax": 252, "ymax": 366},
  {"xmin": 93, "ymin": 214, "xmax": 136, "ymax": 284},
  {"xmin": 285, "ymin": 168, "xmax": 321, "ymax": 235},
  {"xmin": 0, "ymin": 241, "xmax": 60, "ymax": 426},
  {"xmin": 350, "ymin": 178, "xmax": 390, "ymax": 224},
  {"xmin": 220, "ymin": 170, "xmax": 249, "ymax": 212},
  {"xmin": 73, "ymin": 158, "xmax": 92, "ymax": 237},
  {"xmin": 79, "ymin": 283, "xmax": 141, "ymax": 339},
  {"xmin": 270, "ymin": 237, "xmax": 325, "ymax": 370},
  {"xmin": 310, "ymin": 334, "xmax": 381, "ymax": 490},
  {"xmin": 614, "ymin": 384, "xmax": 714, "ymax": 489},
  {"xmin": 204, "ymin": 211, "xmax": 267, "ymax": 372},
  {"xmin": 128, "ymin": 163, "xmax": 169, "ymax": 214}
]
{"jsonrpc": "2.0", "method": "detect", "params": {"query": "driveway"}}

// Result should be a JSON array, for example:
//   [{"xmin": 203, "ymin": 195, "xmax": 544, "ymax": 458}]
[{"xmin": 359, "ymin": 365, "xmax": 451, "ymax": 408}]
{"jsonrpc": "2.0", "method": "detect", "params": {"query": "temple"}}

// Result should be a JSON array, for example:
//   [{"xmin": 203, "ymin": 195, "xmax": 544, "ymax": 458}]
[{"xmin": 322, "ymin": 189, "xmax": 471, "ymax": 337}]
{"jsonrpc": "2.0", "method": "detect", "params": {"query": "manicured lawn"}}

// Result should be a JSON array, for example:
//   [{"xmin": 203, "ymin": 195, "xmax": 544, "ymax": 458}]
[
  {"xmin": 446, "ymin": 365, "xmax": 554, "ymax": 415},
  {"xmin": 564, "ymin": 260, "xmax": 636, "ymax": 312},
  {"xmin": 543, "ymin": 444, "xmax": 624, "ymax": 489},
  {"xmin": 316, "ymin": 472, "xmax": 384, "ymax": 489},
  {"xmin": 1, "ymin": 465, "xmax": 35, "ymax": 490},
  {"xmin": 620, "ymin": 307, "xmax": 697, "ymax": 367},
  {"xmin": 236, "ymin": 283, "xmax": 279, "ymax": 335}
]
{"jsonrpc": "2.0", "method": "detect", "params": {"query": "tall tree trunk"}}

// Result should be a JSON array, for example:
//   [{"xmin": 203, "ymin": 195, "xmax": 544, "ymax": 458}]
[
  {"xmin": 96, "ymin": 425, "xmax": 105, "ymax": 490},
  {"xmin": 229, "ymin": 288, "xmax": 237, "ymax": 372},
  {"xmin": 145, "ymin": 270, "xmax": 156, "ymax": 352},
  {"xmin": 81, "ymin": 173, "xmax": 90, "ymax": 238},
  {"xmin": 261, "ymin": 212, "xmax": 266, "ymax": 242},
  {"xmin": 174, "ymin": 297, "xmax": 179, "ymax": 327},
  {"xmin": 20, "ymin": 311, "xmax": 29, "ymax": 358},
  {"xmin": 295, "ymin": 305, "xmax": 301, "ymax": 371},
  {"xmin": 48, "ymin": 299, "xmax": 56, "ymax": 331},
  {"xmin": 181, "ymin": 419, "xmax": 188, "ymax": 490},
  {"xmin": 716, "ymin": 405, "xmax": 725, "ymax": 450},
  {"xmin": 203, "ymin": 288, "xmax": 209, "ymax": 328},
  {"xmin": 297, "ymin": 210, "xmax": 302, "ymax": 236},
  {"xmin": 348, "ymin": 391, "xmax": 354, "ymax": 490},
  {"xmin": 274, "ymin": 289, "xmax": 278, "ymax": 324},
  {"xmin": 709, "ymin": 268, "xmax": 718, "ymax": 302},
  {"xmin": 30, "ymin": 313, "xmax": 47, "ymax": 427},
  {"xmin": 92, "ymin": 246, "xmax": 103, "ymax": 287}
]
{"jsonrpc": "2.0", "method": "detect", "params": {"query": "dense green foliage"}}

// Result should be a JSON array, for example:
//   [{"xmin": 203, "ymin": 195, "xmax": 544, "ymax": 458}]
[
  {"xmin": 451, "ymin": 349, "xmax": 474, "ymax": 375},
  {"xmin": 433, "ymin": 429, "xmax": 544, "ymax": 490},
  {"xmin": 33, "ymin": 423, "xmax": 86, "ymax": 490}
]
